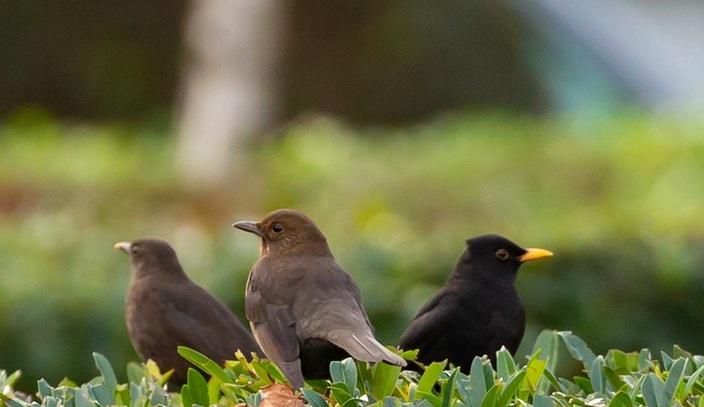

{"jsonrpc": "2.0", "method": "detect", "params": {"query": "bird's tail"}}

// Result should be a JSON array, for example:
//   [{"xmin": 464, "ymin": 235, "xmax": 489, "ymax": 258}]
[
  {"xmin": 331, "ymin": 331, "xmax": 407, "ymax": 367},
  {"xmin": 278, "ymin": 359, "xmax": 305, "ymax": 389}
]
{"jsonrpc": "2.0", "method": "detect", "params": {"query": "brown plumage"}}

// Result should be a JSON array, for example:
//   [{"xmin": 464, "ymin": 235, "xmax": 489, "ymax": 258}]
[
  {"xmin": 114, "ymin": 238, "xmax": 261, "ymax": 385},
  {"xmin": 233, "ymin": 209, "xmax": 406, "ymax": 388}
]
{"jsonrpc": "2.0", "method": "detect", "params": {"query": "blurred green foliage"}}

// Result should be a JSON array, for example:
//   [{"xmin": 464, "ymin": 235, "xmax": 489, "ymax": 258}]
[{"xmin": 1, "ymin": 111, "xmax": 704, "ymax": 391}]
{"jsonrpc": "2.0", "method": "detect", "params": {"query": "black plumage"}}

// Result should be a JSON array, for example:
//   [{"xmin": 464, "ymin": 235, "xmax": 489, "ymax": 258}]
[
  {"xmin": 398, "ymin": 234, "xmax": 552, "ymax": 372},
  {"xmin": 233, "ymin": 209, "xmax": 406, "ymax": 388},
  {"xmin": 114, "ymin": 238, "xmax": 261, "ymax": 385}
]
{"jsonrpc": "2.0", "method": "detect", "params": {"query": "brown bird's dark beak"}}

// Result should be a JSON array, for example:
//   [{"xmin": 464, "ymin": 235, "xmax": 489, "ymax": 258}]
[
  {"xmin": 518, "ymin": 248, "xmax": 553, "ymax": 262},
  {"xmin": 113, "ymin": 241, "xmax": 132, "ymax": 254},
  {"xmin": 233, "ymin": 221, "xmax": 265, "ymax": 237}
]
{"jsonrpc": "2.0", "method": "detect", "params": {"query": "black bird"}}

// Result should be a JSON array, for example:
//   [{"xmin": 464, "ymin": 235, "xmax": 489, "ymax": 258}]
[
  {"xmin": 398, "ymin": 234, "xmax": 552, "ymax": 372},
  {"xmin": 114, "ymin": 238, "xmax": 261, "ymax": 385},
  {"xmin": 233, "ymin": 209, "xmax": 406, "ymax": 388}
]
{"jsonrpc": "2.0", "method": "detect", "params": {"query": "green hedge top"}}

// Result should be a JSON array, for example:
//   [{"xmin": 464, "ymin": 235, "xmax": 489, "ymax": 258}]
[{"xmin": 1, "ymin": 330, "xmax": 703, "ymax": 407}]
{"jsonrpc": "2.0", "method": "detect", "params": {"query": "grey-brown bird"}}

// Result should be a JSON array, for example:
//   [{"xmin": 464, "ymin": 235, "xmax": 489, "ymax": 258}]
[
  {"xmin": 114, "ymin": 238, "xmax": 261, "ymax": 385},
  {"xmin": 398, "ymin": 234, "xmax": 552, "ymax": 372},
  {"xmin": 233, "ymin": 209, "xmax": 406, "ymax": 388}
]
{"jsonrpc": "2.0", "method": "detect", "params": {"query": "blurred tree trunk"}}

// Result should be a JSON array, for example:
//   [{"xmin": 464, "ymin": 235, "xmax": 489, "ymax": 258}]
[{"xmin": 176, "ymin": 0, "xmax": 283, "ymax": 187}]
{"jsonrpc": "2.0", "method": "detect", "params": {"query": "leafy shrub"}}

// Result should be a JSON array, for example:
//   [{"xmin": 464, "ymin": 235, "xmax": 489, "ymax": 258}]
[{"xmin": 1, "ymin": 330, "xmax": 703, "ymax": 407}]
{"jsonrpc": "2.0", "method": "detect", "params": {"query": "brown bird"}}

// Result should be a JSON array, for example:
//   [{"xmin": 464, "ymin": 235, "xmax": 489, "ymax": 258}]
[
  {"xmin": 233, "ymin": 209, "xmax": 406, "ymax": 388},
  {"xmin": 398, "ymin": 234, "xmax": 552, "ymax": 372},
  {"xmin": 114, "ymin": 238, "xmax": 261, "ymax": 385}
]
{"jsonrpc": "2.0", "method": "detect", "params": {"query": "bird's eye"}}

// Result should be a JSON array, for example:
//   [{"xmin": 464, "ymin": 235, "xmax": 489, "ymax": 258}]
[
  {"xmin": 271, "ymin": 223, "xmax": 284, "ymax": 233},
  {"xmin": 495, "ymin": 249, "xmax": 509, "ymax": 260},
  {"xmin": 131, "ymin": 245, "xmax": 139, "ymax": 254}
]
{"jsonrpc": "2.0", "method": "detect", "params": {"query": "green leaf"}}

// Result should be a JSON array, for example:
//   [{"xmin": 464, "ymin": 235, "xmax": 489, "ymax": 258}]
[
  {"xmin": 524, "ymin": 354, "xmax": 547, "ymax": 390},
  {"xmin": 128, "ymin": 383, "xmax": 142, "ymax": 407},
  {"xmin": 603, "ymin": 365, "xmax": 625, "ymax": 390},
  {"xmin": 116, "ymin": 386, "xmax": 132, "ymax": 404},
  {"xmin": 557, "ymin": 331, "xmax": 596, "ymax": 370},
  {"xmin": 151, "ymin": 382, "xmax": 168, "ymax": 405},
  {"xmin": 627, "ymin": 375, "xmax": 647, "ymax": 400},
  {"xmin": 454, "ymin": 375, "xmax": 471, "ymax": 405},
  {"xmin": 245, "ymin": 391, "xmax": 261, "ymax": 407},
  {"xmin": 642, "ymin": 373, "xmax": 667, "ymax": 407},
  {"xmin": 496, "ymin": 348, "xmax": 516, "ymax": 382},
  {"xmin": 329, "ymin": 382, "xmax": 354, "ymax": 405},
  {"xmin": 638, "ymin": 349, "xmax": 653, "ymax": 370},
  {"xmin": 177, "ymin": 346, "xmax": 233, "ymax": 384},
  {"xmin": 415, "ymin": 391, "xmax": 442, "ymax": 407},
  {"xmin": 181, "ymin": 384, "xmax": 193, "ymax": 407},
  {"xmin": 663, "ymin": 358, "xmax": 687, "ymax": 401},
  {"xmin": 660, "ymin": 353, "xmax": 673, "ymax": 371},
  {"xmin": 606, "ymin": 350, "xmax": 639, "ymax": 373},
  {"xmin": 207, "ymin": 377, "xmax": 221, "ymax": 405},
  {"xmin": 532, "ymin": 330, "xmax": 559, "ymax": 372},
  {"xmin": 672, "ymin": 345, "xmax": 692, "ymax": 360},
  {"xmin": 92, "ymin": 353, "xmax": 117, "ymax": 402},
  {"xmin": 693, "ymin": 355, "xmax": 704, "ymax": 368},
  {"xmin": 330, "ymin": 358, "xmax": 358, "ymax": 394},
  {"xmin": 540, "ymin": 368, "xmax": 563, "ymax": 393},
  {"xmin": 441, "ymin": 368, "xmax": 458, "ymax": 407},
  {"xmin": 573, "ymin": 376, "xmax": 593, "ymax": 394},
  {"xmin": 4, "ymin": 371, "xmax": 22, "ymax": 388},
  {"xmin": 89, "ymin": 383, "xmax": 112, "ymax": 406},
  {"xmin": 470, "ymin": 357, "xmax": 488, "ymax": 407},
  {"xmin": 533, "ymin": 394, "xmax": 553, "ymax": 407},
  {"xmin": 301, "ymin": 388, "xmax": 328, "ymax": 407},
  {"xmin": 684, "ymin": 364, "xmax": 704, "ymax": 396},
  {"xmin": 221, "ymin": 383, "xmax": 248, "ymax": 402},
  {"xmin": 74, "ymin": 388, "xmax": 95, "ymax": 407},
  {"xmin": 589, "ymin": 356, "xmax": 606, "ymax": 395},
  {"xmin": 381, "ymin": 397, "xmax": 399, "ymax": 407},
  {"xmin": 497, "ymin": 370, "xmax": 526, "ymax": 407},
  {"xmin": 399, "ymin": 349, "xmax": 419, "ymax": 361},
  {"xmin": 478, "ymin": 384, "xmax": 501, "ymax": 407},
  {"xmin": 371, "ymin": 362, "xmax": 402, "ymax": 400},
  {"xmin": 256, "ymin": 359, "xmax": 287, "ymax": 384},
  {"xmin": 608, "ymin": 391, "xmax": 633, "ymax": 407},
  {"xmin": 417, "ymin": 361, "xmax": 446, "ymax": 395},
  {"xmin": 37, "ymin": 379, "xmax": 53, "ymax": 398},
  {"xmin": 187, "ymin": 369, "xmax": 209, "ymax": 407},
  {"xmin": 0, "ymin": 394, "xmax": 29, "ymax": 407},
  {"xmin": 126, "ymin": 362, "xmax": 145, "ymax": 385}
]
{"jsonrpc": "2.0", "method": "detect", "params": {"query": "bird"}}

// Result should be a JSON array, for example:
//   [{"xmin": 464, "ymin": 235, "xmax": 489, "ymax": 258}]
[
  {"xmin": 398, "ymin": 234, "xmax": 552, "ymax": 373},
  {"xmin": 233, "ymin": 209, "xmax": 406, "ymax": 388},
  {"xmin": 114, "ymin": 238, "xmax": 261, "ymax": 385}
]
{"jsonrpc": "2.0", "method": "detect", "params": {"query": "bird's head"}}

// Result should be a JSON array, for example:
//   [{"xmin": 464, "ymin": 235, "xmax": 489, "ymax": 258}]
[
  {"xmin": 113, "ymin": 238, "xmax": 183, "ymax": 275},
  {"xmin": 233, "ymin": 209, "xmax": 332, "ymax": 257},
  {"xmin": 458, "ymin": 234, "xmax": 553, "ymax": 282}
]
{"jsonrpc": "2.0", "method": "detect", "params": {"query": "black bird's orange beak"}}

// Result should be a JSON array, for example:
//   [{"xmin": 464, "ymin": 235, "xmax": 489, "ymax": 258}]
[
  {"xmin": 233, "ymin": 221, "xmax": 265, "ymax": 237},
  {"xmin": 518, "ymin": 248, "xmax": 553, "ymax": 262}
]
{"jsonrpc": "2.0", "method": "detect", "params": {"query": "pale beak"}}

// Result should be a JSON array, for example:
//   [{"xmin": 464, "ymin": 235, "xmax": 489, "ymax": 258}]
[
  {"xmin": 113, "ymin": 241, "xmax": 132, "ymax": 254},
  {"xmin": 233, "ymin": 221, "xmax": 264, "ymax": 237},
  {"xmin": 518, "ymin": 248, "xmax": 553, "ymax": 262}
]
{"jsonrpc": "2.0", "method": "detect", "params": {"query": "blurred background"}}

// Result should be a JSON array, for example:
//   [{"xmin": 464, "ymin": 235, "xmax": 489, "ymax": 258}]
[{"xmin": 2, "ymin": 0, "xmax": 704, "ymax": 391}]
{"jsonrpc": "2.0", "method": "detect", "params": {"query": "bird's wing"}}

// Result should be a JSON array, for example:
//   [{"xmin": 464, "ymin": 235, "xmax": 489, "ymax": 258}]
[
  {"xmin": 397, "ymin": 290, "xmax": 453, "ymax": 354},
  {"xmin": 158, "ymin": 289, "xmax": 225, "ymax": 357},
  {"xmin": 297, "ymin": 260, "xmax": 406, "ymax": 367},
  {"xmin": 158, "ymin": 283, "xmax": 259, "ymax": 362},
  {"xmin": 246, "ymin": 288, "xmax": 305, "ymax": 388}
]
